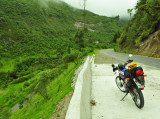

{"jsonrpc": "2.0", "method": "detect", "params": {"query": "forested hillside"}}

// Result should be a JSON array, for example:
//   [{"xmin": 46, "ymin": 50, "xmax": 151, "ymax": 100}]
[
  {"xmin": 0, "ymin": 0, "xmax": 124, "ymax": 118},
  {"xmin": 0, "ymin": 0, "xmax": 123, "ymax": 58},
  {"xmin": 118, "ymin": 0, "xmax": 160, "ymax": 57}
]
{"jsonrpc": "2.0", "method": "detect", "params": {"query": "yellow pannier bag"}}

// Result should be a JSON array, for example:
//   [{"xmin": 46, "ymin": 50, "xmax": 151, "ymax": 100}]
[{"xmin": 128, "ymin": 62, "xmax": 137, "ymax": 70}]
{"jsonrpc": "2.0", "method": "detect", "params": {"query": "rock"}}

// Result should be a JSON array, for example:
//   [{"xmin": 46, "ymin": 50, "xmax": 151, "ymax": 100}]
[{"xmin": 90, "ymin": 100, "xmax": 96, "ymax": 105}]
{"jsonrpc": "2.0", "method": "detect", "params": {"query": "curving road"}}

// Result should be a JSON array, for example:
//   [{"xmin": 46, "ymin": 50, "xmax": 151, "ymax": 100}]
[
  {"xmin": 91, "ymin": 50, "xmax": 160, "ymax": 119},
  {"xmin": 101, "ymin": 49, "xmax": 160, "ymax": 69}
]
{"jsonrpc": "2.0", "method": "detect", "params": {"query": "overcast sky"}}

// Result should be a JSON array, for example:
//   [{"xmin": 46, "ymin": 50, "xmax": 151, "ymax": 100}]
[{"xmin": 62, "ymin": 0, "xmax": 138, "ymax": 18}]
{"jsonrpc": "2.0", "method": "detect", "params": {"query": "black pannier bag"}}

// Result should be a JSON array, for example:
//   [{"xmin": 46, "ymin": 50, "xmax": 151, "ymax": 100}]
[
  {"xmin": 137, "ymin": 67, "xmax": 143, "ymax": 71},
  {"xmin": 124, "ymin": 69, "xmax": 130, "ymax": 78},
  {"xmin": 130, "ymin": 67, "xmax": 143, "ymax": 78},
  {"xmin": 130, "ymin": 68, "xmax": 137, "ymax": 78},
  {"xmin": 130, "ymin": 67, "xmax": 145, "ymax": 85}
]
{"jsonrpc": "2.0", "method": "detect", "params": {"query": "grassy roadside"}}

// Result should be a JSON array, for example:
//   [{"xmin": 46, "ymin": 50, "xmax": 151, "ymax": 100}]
[
  {"xmin": 0, "ymin": 49, "xmax": 93, "ymax": 119},
  {"xmin": 94, "ymin": 50, "xmax": 121, "ymax": 64},
  {"xmin": 10, "ymin": 63, "xmax": 76, "ymax": 119},
  {"xmin": 0, "ymin": 61, "xmax": 82, "ymax": 119}
]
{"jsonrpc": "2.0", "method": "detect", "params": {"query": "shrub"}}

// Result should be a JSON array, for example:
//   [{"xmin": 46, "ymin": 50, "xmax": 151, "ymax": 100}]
[
  {"xmin": 34, "ymin": 70, "xmax": 51, "ymax": 99},
  {"xmin": 23, "ymin": 82, "xmax": 30, "ymax": 88}
]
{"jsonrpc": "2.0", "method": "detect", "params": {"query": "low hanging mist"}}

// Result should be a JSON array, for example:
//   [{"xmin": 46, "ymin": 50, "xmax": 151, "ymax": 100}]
[
  {"xmin": 62, "ymin": 0, "xmax": 138, "ymax": 19},
  {"xmin": 37, "ymin": 0, "xmax": 62, "ymax": 7}
]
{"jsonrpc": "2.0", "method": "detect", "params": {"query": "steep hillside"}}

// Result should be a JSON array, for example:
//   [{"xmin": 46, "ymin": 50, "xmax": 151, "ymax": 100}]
[
  {"xmin": 0, "ymin": 0, "xmax": 124, "ymax": 58},
  {"xmin": 138, "ymin": 30, "xmax": 160, "ymax": 57},
  {"xmin": 118, "ymin": 0, "xmax": 160, "ymax": 57},
  {"xmin": 0, "ymin": 0, "xmax": 124, "ymax": 119}
]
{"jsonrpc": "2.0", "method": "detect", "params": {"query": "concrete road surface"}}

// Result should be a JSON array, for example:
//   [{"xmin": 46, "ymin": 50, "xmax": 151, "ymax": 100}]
[{"xmin": 91, "ymin": 50, "xmax": 160, "ymax": 119}]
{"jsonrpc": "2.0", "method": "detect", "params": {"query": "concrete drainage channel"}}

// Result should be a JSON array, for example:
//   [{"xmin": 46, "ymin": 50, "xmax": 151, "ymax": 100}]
[{"xmin": 65, "ymin": 56, "xmax": 94, "ymax": 119}]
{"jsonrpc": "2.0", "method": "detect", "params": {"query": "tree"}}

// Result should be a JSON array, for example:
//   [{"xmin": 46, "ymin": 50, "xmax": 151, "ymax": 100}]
[
  {"xmin": 74, "ymin": 30, "xmax": 85, "ymax": 49},
  {"xmin": 83, "ymin": 0, "xmax": 87, "ymax": 31},
  {"xmin": 115, "ymin": 15, "xmax": 120, "ymax": 21},
  {"xmin": 113, "ymin": 31, "xmax": 121, "ymax": 43},
  {"xmin": 127, "ymin": 9, "xmax": 133, "ymax": 19},
  {"xmin": 35, "ymin": 71, "xmax": 51, "ymax": 99}
]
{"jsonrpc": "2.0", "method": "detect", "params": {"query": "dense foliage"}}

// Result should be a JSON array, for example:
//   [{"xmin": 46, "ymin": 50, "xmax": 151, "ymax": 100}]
[
  {"xmin": 118, "ymin": 0, "xmax": 160, "ymax": 52},
  {"xmin": 0, "ymin": 0, "xmax": 124, "ymax": 118},
  {"xmin": 0, "ymin": 0, "xmax": 123, "ymax": 58}
]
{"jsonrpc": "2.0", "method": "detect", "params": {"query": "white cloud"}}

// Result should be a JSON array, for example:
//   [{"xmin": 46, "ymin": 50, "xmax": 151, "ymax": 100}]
[{"xmin": 62, "ymin": 0, "xmax": 138, "ymax": 18}]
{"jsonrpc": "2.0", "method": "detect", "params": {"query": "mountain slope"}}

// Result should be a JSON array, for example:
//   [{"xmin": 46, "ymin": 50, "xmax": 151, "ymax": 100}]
[
  {"xmin": 0, "ymin": 0, "xmax": 124, "ymax": 118},
  {"xmin": 0, "ymin": 0, "xmax": 124, "ymax": 58},
  {"xmin": 118, "ymin": 0, "xmax": 160, "ymax": 57}
]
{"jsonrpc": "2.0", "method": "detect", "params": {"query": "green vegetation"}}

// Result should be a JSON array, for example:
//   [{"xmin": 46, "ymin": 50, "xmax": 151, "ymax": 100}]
[
  {"xmin": 0, "ymin": 0, "xmax": 124, "ymax": 58},
  {"xmin": 0, "ymin": 0, "xmax": 124, "ymax": 118},
  {"xmin": 116, "ymin": 0, "xmax": 160, "ymax": 57},
  {"xmin": 1, "ymin": 63, "xmax": 77, "ymax": 119}
]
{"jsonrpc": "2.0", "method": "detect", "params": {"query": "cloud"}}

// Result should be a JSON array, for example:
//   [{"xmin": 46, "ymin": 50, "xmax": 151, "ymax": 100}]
[{"xmin": 62, "ymin": 0, "xmax": 138, "ymax": 18}]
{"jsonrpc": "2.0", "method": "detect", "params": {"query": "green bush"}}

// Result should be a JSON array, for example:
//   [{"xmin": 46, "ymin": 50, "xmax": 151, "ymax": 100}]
[
  {"xmin": 34, "ymin": 70, "xmax": 51, "ymax": 99},
  {"xmin": 0, "ymin": 106, "xmax": 11, "ymax": 119},
  {"xmin": 118, "ymin": 0, "xmax": 160, "ymax": 50},
  {"xmin": 12, "ymin": 73, "xmax": 33, "ymax": 84},
  {"xmin": 23, "ymin": 82, "xmax": 30, "ymax": 88}
]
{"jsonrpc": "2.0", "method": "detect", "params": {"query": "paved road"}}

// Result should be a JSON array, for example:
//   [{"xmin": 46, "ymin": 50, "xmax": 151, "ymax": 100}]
[
  {"xmin": 101, "ymin": 49, "xmax": 160, "ymax": 69},
  {"xmin": 91, "ymin": 50, "xmax": 160, "ymax": 119}
]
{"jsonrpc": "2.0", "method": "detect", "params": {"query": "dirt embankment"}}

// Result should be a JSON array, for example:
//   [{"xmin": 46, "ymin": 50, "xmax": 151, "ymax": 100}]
[
  {"xmin": 138, "ymin": 30, "xmax": 160, "ymax": 57},
  {"xmin": 49, "ymin": 92, "xmax": 73, "ymax": 119},
  {"xmin": 74, "ymin": 22, "xmax": 102, "ymax": 32}
]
